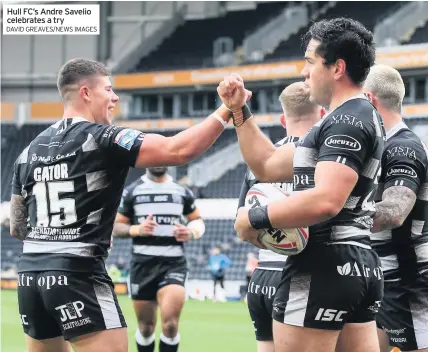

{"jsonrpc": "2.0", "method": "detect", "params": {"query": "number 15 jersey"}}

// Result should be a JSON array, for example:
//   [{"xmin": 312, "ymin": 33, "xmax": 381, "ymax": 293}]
[{"xmin": 12, "ymin": 117, "xmax": 145, "ymax": 273}]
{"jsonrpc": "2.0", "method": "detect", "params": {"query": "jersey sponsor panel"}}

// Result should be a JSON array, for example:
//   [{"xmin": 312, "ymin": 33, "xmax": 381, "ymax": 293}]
[{"xmin": 118, "ymin": 174, "xmax": 197, "ymax": 260}]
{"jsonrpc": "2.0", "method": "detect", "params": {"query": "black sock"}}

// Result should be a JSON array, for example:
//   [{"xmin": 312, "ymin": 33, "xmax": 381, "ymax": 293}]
[
  {"xmin": 137, "ymin": 341, "xmax": 155, "ymax": 352},
  {"xmin": 136, "ymin": 331, "xmax": 155, "ymax": 352},
  {"xmin": 159, "ymin": 333, "xmax": 180, "ymax": 352}
]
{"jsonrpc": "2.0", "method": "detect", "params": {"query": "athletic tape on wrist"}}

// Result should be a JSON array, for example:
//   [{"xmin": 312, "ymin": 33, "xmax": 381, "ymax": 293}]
[
  {"xmin": 220, "ymin": 103, "xmax": 232, "ymax": 112},
  {"xmin": 232, "ymin": 104, "xmax": 253, "ymax": 127},
  {"xmin": 248, "ymin": 205, "xmax": 272, "ymax": 230},
  {"xmin": 213, "ymin": 113, "xmax": 228, "ymax": 127}
]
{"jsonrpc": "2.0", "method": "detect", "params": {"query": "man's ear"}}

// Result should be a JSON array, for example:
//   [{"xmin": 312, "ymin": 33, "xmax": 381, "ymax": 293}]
[
  {"xmin": 279, "ymin": 113, "xmax": 287, "ymax": 129},
  {"xmin": 79, "ymin": 86, "xmax": 90, "ymax": 102},
  {"xmin": 365, "ymin": 91, "xmax": 376, "ymax": 106}
]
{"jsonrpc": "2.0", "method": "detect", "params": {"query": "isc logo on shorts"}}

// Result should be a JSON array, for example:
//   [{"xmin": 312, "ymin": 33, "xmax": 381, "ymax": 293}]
[{"xmin": 314, "ymin": 308, "xmax": 348, "ymax": 322}]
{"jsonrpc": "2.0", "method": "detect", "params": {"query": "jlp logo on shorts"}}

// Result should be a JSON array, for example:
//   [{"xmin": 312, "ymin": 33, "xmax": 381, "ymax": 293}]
[
  {"xmin": 55, "ymin": 301, "xmax": 91, "ymax": 330},
  {"xmin": 315, "ymin": 308, "xmax": 348, "ymax": 322}
]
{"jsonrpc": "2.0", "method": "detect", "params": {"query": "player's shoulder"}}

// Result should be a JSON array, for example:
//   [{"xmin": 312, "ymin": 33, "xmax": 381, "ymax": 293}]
[
  {"xmin": 326, "ymin": 96, "xmax": 378, "ymax": 125},
  {"xmin": 385, "ymin": 125, "xmax": 428, "ymax": 163},
  {"xmin": 275, "ymin": 136, "xmax": 299, "ymax": 147},
  {"xmin": 340, "ymin": 96, "xmax": 376, "ymax": 115},
  {"xmin": 321, "ymin": 97, "xmax": 383, "ymax": 144},
  {"xmin": 124, "ymin": 177, "xmax": 145, "ymax": 195},
  {"xmin": 172, "ymin": 181, "xmax": 195, "ymax": 197}
]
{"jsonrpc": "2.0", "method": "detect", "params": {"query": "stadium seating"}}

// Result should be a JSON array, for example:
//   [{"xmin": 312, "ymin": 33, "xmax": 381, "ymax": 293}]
[
  {"xmin": 131, "ymin": 2, "xmax": 412, "ymax": 70},
  {"xmin": 1, "ymin": 225, "xmax": 22, "ymax": 270},
  {"xmin": 1, "ymin": 124, "xmax": 49, "ymax": 201},
  {"xmin": 265, "ymin": 1, "xmax": 406, "ymax": 61},
  {"xmin": 404, "ymin": 21, "xmax": 428, "ymax": 44},
  {"xmin": 134, "ymin": 2, "xmax": 289, "ymax": 72}
]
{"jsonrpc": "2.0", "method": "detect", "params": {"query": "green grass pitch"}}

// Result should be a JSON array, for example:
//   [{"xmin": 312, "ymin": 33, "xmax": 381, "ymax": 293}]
[{"xmin": 1, "ymin": 290, "xmax": 256, "ymax": 352}]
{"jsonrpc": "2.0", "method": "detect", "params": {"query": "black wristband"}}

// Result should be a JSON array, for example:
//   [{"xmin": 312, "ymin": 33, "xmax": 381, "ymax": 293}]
[
  {"xmin": 232, "ymin": 104, "xmax": 253, "ymax": 127},
  {"xmin": 248, "ymin": 205, "xmax": 272, "ymax": 230}
]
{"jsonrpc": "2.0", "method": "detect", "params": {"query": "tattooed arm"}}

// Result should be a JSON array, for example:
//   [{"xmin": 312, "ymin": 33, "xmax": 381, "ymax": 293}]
[
  {"xmin": 10, "ymin": 194, "xmax": 28, "ymax": 241},
  {"xmin": 371, "ymin": 186, "xmax": 416, "ymax": 233}
]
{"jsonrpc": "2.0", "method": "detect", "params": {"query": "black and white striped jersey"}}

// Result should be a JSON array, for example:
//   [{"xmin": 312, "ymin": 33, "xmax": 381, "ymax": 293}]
[
  {"xmin": 238, "ymin": 136, "xmax": 298, "ymax": 269},
  {"xmin": 371, "ymin": 121, "xmax": 428, "ymax": 282},
  {"xmin": 294, "ymin": 95, "xmax": 386, "ymax": 249},
  {"xmin": 11, "ymin": 117, "xmax": 145, "ymax": 273},
  {"xmin": 118, "ymin": 174, "xmax": 197, "ymax": 262}
]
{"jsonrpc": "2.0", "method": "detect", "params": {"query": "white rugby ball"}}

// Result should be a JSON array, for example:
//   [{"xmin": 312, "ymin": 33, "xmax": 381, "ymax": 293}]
[{"xmin": 244, "ymin": 183, "xmax": 309, "ymax": 255}]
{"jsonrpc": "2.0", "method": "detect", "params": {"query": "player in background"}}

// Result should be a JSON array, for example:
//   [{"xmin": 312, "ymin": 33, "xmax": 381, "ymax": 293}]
[
  {"xmin": 218, "ymin": 17, "xmax": 386, "ymax": 352},
  {"xmin": 113, "ymin": 166, "xmax": 205, "ymax": 352},
  {"xmin": 9, "ymin": 58, "xmax": 247, "ymax": 352},
  {"xmin": 337, "ymin": 65, "xmax": 428, "ymax": 352},
  {"xmin": 208, "ymin": 246, "xmax": 232, "ymax": 301},
  {"xmin": 240, "ymin": 82, "xmax": 324, "ymax": 352}
]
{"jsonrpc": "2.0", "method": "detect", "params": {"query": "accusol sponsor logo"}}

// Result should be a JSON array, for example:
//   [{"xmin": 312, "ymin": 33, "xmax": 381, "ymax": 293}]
[{"xmin": 324, "ymin": 135, "xmax": 361, "ymax": 151}]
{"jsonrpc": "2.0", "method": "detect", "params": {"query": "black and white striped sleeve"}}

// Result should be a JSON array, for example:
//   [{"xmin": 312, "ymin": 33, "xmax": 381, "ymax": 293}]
[
  {"xmin": 317, "ymin": 111, "xmax": 374, "ymax": 174},
  {"xmin": 383, "ymin": 138, "xmax": 427, "ymax": 194},
  {"xmin": 117, "ymin": 187, "xmax": 134, "ymax": 219}
]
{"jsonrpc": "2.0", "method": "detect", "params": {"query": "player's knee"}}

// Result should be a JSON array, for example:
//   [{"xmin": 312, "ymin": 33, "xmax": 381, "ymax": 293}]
[
  {"xmin": 161, "ymin": 319, "xmax": 179, "ymax": 337},
  {"xmin": 138, "ymin": 322, "xmax": 155, "ymax": 337}
]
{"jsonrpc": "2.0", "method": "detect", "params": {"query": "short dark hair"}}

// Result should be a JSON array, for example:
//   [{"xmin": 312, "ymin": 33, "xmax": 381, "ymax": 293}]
[
  {"xmin": 57, "ymin": 58, "xmax": 111, "ymax": 99},
  {"xmin": 302, "ymin": 17, "xmax": 376, "ymax": 85}
]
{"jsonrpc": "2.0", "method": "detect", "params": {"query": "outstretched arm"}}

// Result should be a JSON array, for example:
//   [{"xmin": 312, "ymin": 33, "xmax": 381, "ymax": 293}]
[{"xmin": 135, "ymin": 105, "xmax": 233, "ymax": 167}]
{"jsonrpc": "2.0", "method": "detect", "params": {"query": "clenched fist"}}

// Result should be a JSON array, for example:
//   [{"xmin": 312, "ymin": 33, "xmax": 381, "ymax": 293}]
[{"xmin": 217, "ymin": 73, "xmax": 252, "ymax": 111}]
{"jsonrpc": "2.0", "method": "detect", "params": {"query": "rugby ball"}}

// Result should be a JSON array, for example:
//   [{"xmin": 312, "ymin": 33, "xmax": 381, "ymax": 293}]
[{"xmin": 244, "ymin": 183, "xmax": 309, "ymax": 255}]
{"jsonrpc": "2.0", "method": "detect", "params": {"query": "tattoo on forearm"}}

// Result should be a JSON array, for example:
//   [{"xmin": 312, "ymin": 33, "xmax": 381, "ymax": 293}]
[
  {"xmin": 372, "ymin": 186, "xmax": 416, "ymax": 232},
  {"xmin": 10, "ymin": 195, "xmax": 28, "ymax": 241},
  {"xmin": 112, "ymin": 222, "xmax": 131, "ymax": 237}
]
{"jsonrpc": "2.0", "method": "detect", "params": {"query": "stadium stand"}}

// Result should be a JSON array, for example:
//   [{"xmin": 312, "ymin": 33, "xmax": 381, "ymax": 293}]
[
  {"xmin": 404, "ymin": 21, "xmax": 428, "ymax": 45},
  {"xmin": 134, "ymin": 1, "xmax": 289, "ymax": 71},
  {"xmin": 1, "ymin": 225, "xmax": 22, "ymax": 271},
  {"xmin": 1, "ymin": 124, "xmax": 49, "ymax": 202},
  {"xmin": 266, "ymin": 1, "xmax": 406, "ymax": 61}
]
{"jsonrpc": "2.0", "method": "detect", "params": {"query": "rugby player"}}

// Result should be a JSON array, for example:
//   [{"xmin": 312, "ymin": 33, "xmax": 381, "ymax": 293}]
[
  {"xmin": 218, "ymin": 17, "xmax": 386, "ymax": 352},
  {"xmin": 240, "ymin": 82, "xmax": 324, "ymax": 352},
  {"xmin": 338, "ymin": 65, "xmax": 428, "ymax": 352},
  {"xmin": 113, "ymin": 166, "xmax": 205, "ymax": 352},
  {"xmin": 9, "ymin": 58, "xmax": 242, "ymax": 352}
]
